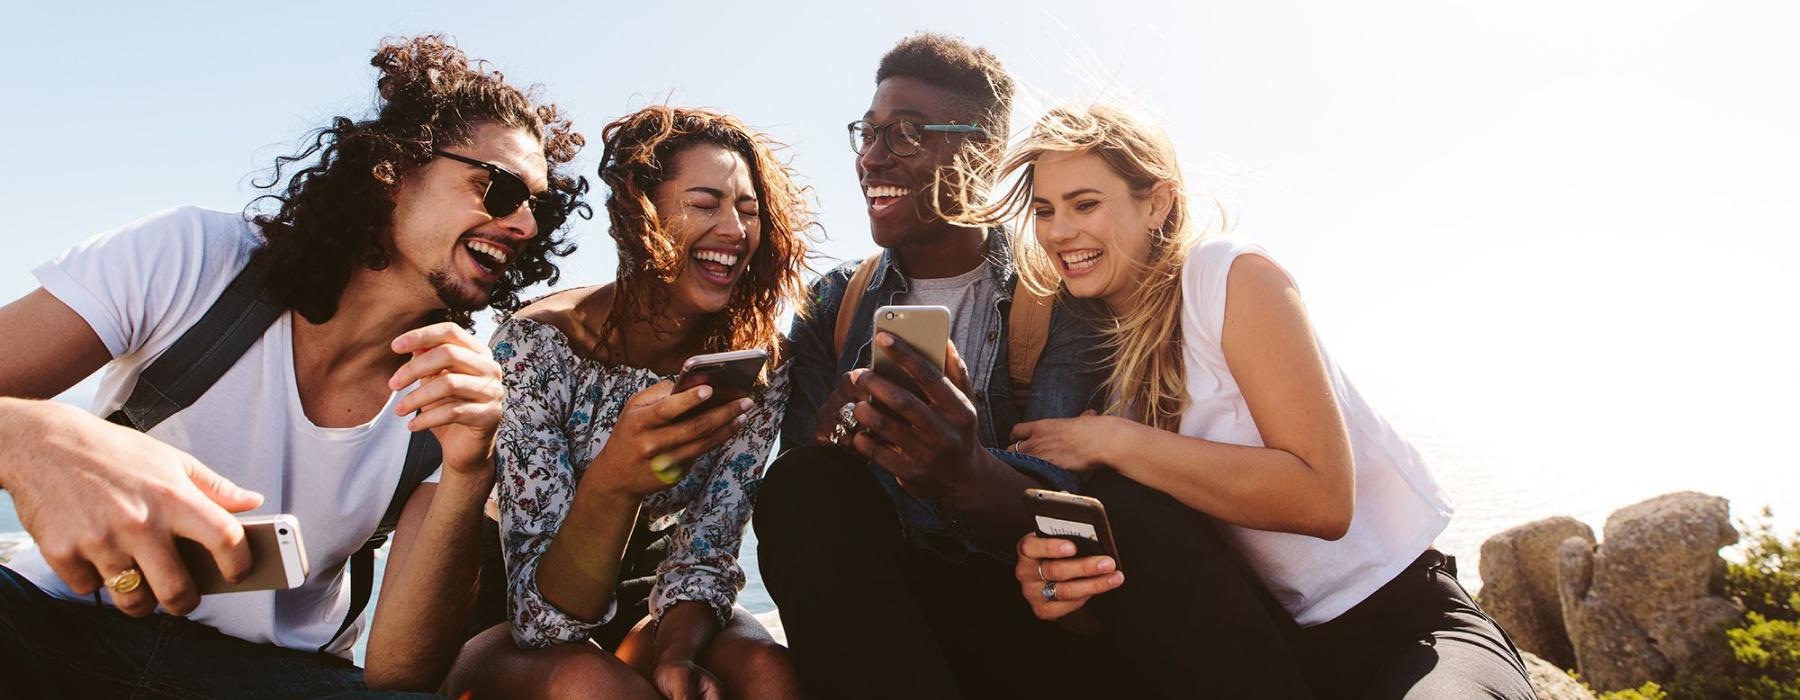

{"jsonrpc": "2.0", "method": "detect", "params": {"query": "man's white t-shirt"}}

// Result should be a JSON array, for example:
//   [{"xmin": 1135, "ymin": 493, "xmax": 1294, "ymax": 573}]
[
  {"xmin": 1176, "ymin": 235, "xmax": 1454, "ymax": 628},
  {"xmin": 9, "ymin": 206, "xmax": 439, "ymax": 657}
]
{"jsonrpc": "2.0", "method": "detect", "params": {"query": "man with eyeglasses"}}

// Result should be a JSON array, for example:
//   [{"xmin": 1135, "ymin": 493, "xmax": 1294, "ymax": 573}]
[
  {"xmin": 753, "ymin": 33, "xmax": 1116, "ymax": 699},
  {"xmin": 0, "ymin": 35, "xmax": 583, "ymax": 696}
]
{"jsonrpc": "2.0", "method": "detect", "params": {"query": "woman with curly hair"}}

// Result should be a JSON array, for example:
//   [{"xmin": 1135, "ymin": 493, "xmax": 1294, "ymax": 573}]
[{"xmin": 446, "ymin": 106, "xmax": 812, "ymax": 700}]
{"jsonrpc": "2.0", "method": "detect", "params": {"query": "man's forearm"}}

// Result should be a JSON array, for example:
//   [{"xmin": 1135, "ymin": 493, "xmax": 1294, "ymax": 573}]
[
  {"xmin": 945, "ymin": 451, "xmax": 1045, "ymax": 554},
  {"xmin": 364, "ymin": 471, "xmax": 493, "ymax": 691}
]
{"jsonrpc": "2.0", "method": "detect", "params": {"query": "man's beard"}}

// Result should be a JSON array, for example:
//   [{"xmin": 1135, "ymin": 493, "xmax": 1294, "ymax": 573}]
[{"xmin": 427, "ymin": 268, "xmax": 493, "ymax": 313}]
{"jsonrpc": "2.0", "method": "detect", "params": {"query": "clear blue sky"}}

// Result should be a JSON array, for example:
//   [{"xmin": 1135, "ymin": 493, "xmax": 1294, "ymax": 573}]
[{"xmin": 3, "ymin": 1, "xmax": 1796, "ymax": 507}]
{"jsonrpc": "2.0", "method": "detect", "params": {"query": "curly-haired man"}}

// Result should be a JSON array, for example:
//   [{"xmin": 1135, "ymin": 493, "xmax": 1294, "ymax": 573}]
[{"xmin": 0, "ymin": 35, "xmax": 586, "ymax": 696}]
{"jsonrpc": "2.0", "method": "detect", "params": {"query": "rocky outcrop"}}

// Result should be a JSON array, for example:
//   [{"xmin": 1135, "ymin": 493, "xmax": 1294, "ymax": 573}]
[
  {"xmin": 1556, "ymin": 492, "xmax": 1741, "ymax": 692},
  {"xmin": 1480, "ymin": 516, "xmax": 1595, "ymax": 667},
  {"xmin": 1521, "ymin": 651, "xmax": 1597, "ymax": 700}
]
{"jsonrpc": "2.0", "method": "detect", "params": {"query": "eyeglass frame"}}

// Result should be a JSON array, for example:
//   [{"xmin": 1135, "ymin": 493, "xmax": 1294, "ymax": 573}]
[
  {"xmin": 431, "ymin": 149, "xmax": 565, "ymax": 232},
  {"xmin": 846, "ymin": 119, "xmax": 989, "ymax": 157}
]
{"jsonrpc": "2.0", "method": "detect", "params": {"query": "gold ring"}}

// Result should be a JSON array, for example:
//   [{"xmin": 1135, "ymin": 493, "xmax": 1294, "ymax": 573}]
[
  {"xmin": 1037, "ymin": 561, "xmax": 1048, "ymax": 582},
  {"xmin": 650, "ymin": 454, "xmax": 681, "ymax": 485},
  {"xmin": 104, "ymin": 567, "xmax": 143, "ymax": 595}
]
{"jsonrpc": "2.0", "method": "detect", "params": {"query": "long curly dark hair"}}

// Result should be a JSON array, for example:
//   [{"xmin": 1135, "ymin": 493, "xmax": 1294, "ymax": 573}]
[
  {"xmin": 595, "ymin": 106, "xmax": 816, "ymax": 374},
  {"xmin": 249, "ymin": 34, "xmax": 589, "ymax": 328}
]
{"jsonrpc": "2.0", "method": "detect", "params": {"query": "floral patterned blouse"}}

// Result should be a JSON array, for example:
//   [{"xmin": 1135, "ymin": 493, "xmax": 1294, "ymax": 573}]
[{"xmin": 490, "ymin": 315, "xmax": 788, "ymax": 649}]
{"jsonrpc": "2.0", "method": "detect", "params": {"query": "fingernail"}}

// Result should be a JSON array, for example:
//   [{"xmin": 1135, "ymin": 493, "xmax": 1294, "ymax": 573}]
[
  {"xmin": 1060, "ymin": 542, "xmax": 1075, "ymax": 556},
  {"xmin": 734, "ymin": 415, "xmax": 748, "ymax": 427},
  {"xmin": 737, "ymin": 398, "xmax": 754, "ymax": 411},
  {"xmin": 1110, "ymin": 572, "xmax": 1125, "ymax": 585},
  {"xmin": 698, "ymin": 386, "xmax": 713, "ymax": 400},
  {"xmin": 876, "ymin": 333, "xmax": 893, "ymax": 347},
  {"xmin": 1097, "ymin": 558, "xmax": 1115, "ymax": 573}
]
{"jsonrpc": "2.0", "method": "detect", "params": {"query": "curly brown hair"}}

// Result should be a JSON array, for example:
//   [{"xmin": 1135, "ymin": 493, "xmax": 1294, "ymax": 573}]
[
  {"xmin": 249, "ymin": 34, "xmax": 589, "ymax": 328},
  {"xmin": 595, "ymin": 106, "xmax": 816, "ymax": 374}
]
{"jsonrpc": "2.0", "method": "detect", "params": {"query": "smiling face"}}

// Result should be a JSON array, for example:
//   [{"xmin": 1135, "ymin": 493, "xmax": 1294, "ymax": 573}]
[
  {"xmin": 388, "ymin": 121, "xmax": 549, "ymax": 312},
  {"xmin": 656, "ymin": 143, "xmax": 763, "ymax": 317},
  {"xmin": 1030, "ymin": 150, "xmax": 1171, "ymax": 312},
  {"xmin": 857, "ymin": 76, "xmax": 988, "ymax": 249}
]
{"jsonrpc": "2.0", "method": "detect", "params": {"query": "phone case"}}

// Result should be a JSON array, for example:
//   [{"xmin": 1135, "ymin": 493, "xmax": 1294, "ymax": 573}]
[
  {"xmin": 673, "ymin": 349, "xmax": 768, "ymax": 416},
  {"xmin": 177, "ymin": 514, "xmax": 309, "ymax": 595},
  {"xmin": 1023, "ymin": 489, "xmax": 1122, "ymax": 567},
  {"xmin": 870, "ymin": 305, "xmax": 950, "ymax": 390}
]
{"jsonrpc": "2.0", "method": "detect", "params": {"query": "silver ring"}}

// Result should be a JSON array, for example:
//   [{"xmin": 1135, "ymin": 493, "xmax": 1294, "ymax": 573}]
[
  {"xmin": 829, "ymin": 402, "xmax": 859, "ymax": 445},
  {"xmin": 1042, "ymin": 580, "xmax": 1058, "ymax": 602}
]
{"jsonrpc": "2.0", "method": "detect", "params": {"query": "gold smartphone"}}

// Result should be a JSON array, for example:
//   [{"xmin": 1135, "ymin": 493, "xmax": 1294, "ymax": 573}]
[
  {"xmin": 176, "ymin": 514, "xmax": 310, "ymax": 595},
  {"xmin": 871, "ymin": 305, "xmax": 950, "ymax": 394},
  {"xmin": 1023, "ymin": 489, "xmax": 1123, "ymax": 567}
]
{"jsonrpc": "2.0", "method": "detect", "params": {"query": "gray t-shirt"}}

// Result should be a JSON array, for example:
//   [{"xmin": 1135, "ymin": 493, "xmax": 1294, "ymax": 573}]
[{"xmin": 895, "ymin": 261, "xmax": 999, "ymax": 396}]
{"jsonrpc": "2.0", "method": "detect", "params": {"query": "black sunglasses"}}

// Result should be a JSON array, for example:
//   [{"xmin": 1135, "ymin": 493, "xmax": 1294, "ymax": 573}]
[{"xmin": 433, "ymin": 150, "xmax": 564, "ymax": 232}]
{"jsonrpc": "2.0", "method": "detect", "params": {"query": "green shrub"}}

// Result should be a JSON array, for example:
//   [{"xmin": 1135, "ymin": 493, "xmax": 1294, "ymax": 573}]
[
  {"xmin": 1731, "ymin": 507, "xmax": 1800, "ymax": 623},
  {"xmin": 1656, "ymin": 509, "xmax": 1800, "ymax": 699}
]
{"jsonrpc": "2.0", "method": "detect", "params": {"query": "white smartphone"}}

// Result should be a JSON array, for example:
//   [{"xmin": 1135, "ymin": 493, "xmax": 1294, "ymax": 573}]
[
  {"xmin": 176, "ymin": 514, "xmax": 309, "ymax": 595},
  {"xmin": 871, "ymin": 305, "xmax": 951, "ymax": 394}
]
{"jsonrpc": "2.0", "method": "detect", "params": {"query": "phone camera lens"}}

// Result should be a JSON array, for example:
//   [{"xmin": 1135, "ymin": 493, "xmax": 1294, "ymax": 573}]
[
  {"xmin": 884, "ymin": 311, "xmax": 896, "ymax": 320},
  {"xmin": 278, "ymin": 528, "xmax": 289, "ymax": 535}
]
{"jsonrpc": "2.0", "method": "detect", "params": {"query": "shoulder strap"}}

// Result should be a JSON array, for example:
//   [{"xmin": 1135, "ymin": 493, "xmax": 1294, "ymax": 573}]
[
  {"xmin": 1006, "ymin": 283, "xmax": 1056, "ymax": 413},
  {"xmin": 320, "ymin": 429, "xmax": 441, "ymax": 654},
  {"xmin": 832, "ymin": 255, "xmax": 883, "ymax": 358},
  {"xmin": 107, "ymin": 261, "xmax": 283, "ymax": 431}
]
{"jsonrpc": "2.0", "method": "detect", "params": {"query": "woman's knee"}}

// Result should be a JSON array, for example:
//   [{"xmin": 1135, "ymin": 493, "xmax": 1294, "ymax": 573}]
[
  {"xmin": 703, "ymin": 610, "xmax": 799, "ymax": 699},
  {"xmin": 444, "ymin": 622, "xmax": 656, "ymax": 700}
]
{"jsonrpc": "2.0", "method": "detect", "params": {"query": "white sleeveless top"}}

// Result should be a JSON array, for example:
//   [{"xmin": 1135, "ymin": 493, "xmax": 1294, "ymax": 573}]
[{"xmin": 1175, "ymin": 236, "xmax": 1453, "ymax": 627}]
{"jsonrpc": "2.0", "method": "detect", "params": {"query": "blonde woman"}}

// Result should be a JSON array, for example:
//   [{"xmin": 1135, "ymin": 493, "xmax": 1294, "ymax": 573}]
[{"xmin": 975, "ymin": 105, "xmax": 1535, "ymax": 698}]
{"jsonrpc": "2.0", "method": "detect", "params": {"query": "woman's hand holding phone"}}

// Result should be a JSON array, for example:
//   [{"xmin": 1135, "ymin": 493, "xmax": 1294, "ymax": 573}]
[
  {"xmin": 588, "ymin": 380, "xmax": 752, "ymax": 497},
  {"xmin": 1014, "ymin": 532, "xmax": 1125, "ymax": 621}
]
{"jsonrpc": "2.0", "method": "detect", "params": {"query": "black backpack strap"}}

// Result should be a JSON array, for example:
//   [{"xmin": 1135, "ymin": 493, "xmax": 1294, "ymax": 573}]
[
  {"xmin": 320, "ymin": 429, "xmax": 442, "ymax": 654},
  {"xmin": 108, "ymin": 261, "xmax": 282, "ymax": 431}
]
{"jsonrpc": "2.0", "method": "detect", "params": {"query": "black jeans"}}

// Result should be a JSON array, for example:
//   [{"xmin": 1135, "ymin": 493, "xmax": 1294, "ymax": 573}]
[
  {"xmin": 0, "ymin": 565, "xmax": 434, "ymax": 699},
  {"xmin": 754, "ymin": 446, "xmax": 1312, "ymax": 699},
  {"xmin": 1297, "ymin": 551, "xmax": 1536, "ymax": 699}
]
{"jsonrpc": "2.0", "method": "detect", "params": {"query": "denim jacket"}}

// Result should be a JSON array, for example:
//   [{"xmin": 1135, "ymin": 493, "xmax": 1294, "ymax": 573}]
[{"xmin": 779, "ymin": 228, "xmax": 1110, "ymax": 559}]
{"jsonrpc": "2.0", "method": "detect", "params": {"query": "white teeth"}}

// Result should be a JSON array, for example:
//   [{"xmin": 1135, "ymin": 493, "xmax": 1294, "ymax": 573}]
[
  {"xmin": 465, "ymin": 240, "xmax": 510, "ymax": 265},
  {"xmin": 692, "ymin": 250, "xmax": 740, "ymax": 268},
  {"xmin": 863, "ymin": 185, "xmax": 912, "ymax": 199},
  {"xmin": 1060, "ymin": 250, "xmax": 1102, "ymax": 270}
]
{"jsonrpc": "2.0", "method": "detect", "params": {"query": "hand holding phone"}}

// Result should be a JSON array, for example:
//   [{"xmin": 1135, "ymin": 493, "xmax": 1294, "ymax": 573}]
[
  {"xmin": 1016, "ymin": 489, "xmax": 1125, "ymax": 621},
  {"xmin": 175, "ymin": 514, "xmax": 309, "ymax": 595},
  {"xmin": 870, "ymin": 305, "xmax": 950, "ymax": 396},
  {"xmin": 672, "ymin": 349, "xmax": 768, "ymax": 418}
]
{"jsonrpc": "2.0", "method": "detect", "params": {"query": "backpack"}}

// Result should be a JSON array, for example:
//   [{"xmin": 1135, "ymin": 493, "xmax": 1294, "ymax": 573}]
[
  {"xmin": 105, "ymin": 260, "xmax": 498, "ymax": 654},
  {"xmin": 831, "ymin": 255, "xmax": 1055, "ymax": 412}
]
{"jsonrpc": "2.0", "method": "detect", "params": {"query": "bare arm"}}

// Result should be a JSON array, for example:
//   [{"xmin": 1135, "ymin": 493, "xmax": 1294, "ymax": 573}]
[
  {"xmin": 0, "ymin": 289, "xmax": 261, "ymax": 615},
  {"xmin": 1014, "ymin": 255, "xmax": 1355, "ymax": 540},
  {"xmin": 0, "ymin": 288, "xmax": 112, "ymax": 398},
  {"xmin": 361, "ymin": 323, "xmax": 505, "ymax": 691}
]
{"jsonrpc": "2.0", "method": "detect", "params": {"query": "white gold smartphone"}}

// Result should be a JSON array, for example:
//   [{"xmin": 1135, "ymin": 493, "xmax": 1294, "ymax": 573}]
[
  {"xmin": 177, "ymin": 514, "xmax": 310, "ymax": 594},
  {"xmin": 871, "ymin": 305, "xmax": 951, "ymax": 393}
]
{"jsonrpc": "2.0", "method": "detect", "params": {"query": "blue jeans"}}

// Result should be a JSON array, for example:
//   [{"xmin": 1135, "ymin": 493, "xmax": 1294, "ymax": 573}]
[{"xmin": 0, "ymin": 565, "xmax": 437, "ymax": 698}]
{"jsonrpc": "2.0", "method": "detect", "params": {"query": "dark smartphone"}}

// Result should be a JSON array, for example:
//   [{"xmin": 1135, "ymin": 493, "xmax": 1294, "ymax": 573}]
[
  {"xmin": 1023, "ymin": 489, "xmax": 1122, "ymax": 567},
  {"xmin": 672, "ymin": 349, "xmax": 768, "ymax": 416}
]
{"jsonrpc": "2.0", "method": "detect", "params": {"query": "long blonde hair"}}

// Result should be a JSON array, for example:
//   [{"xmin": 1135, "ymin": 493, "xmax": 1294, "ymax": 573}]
[{"xmin": 955, "ymin": 104, "xmax": 1205, "ymax": 430}]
